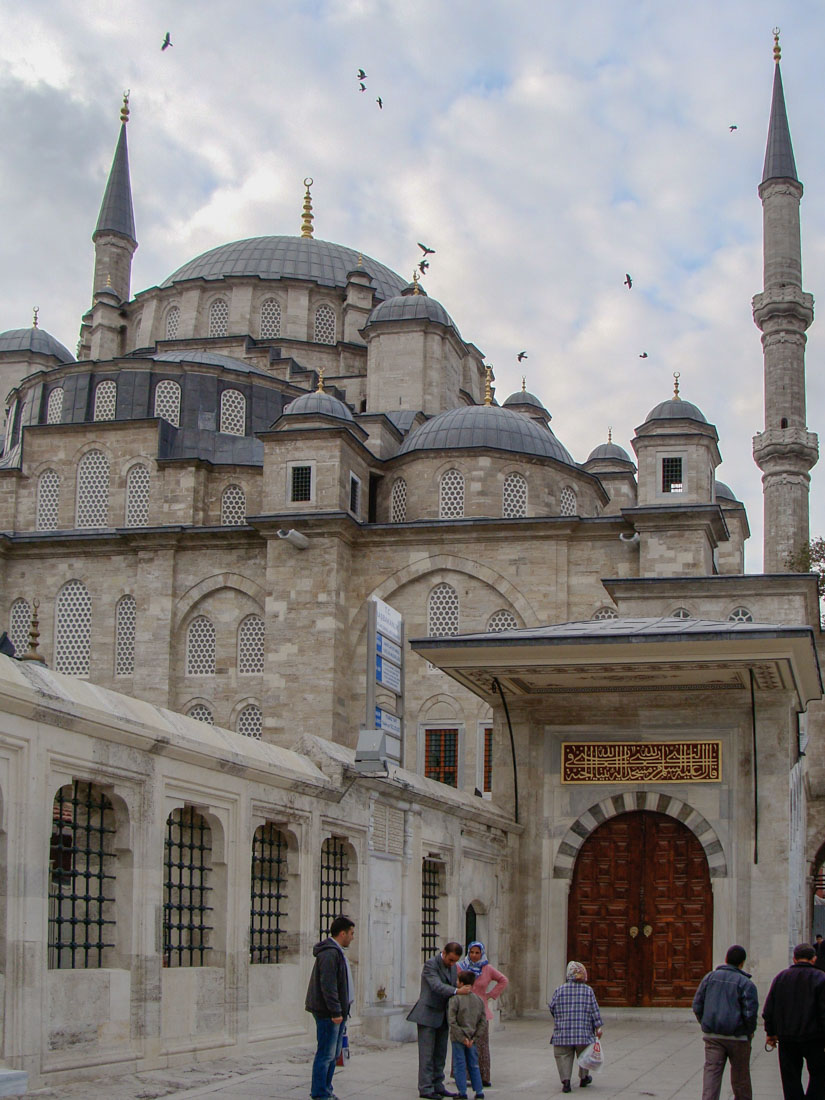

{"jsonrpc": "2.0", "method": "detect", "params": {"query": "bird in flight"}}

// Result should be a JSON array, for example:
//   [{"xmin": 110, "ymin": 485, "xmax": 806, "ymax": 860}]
[
  {"xmin": 359, "ymin": 82, "xmax": 366, "ymax": 92},
  {"xmin": 624, "ymin": 273, "xmax": 632, "ymax": 289},
  {"xmin": 161, "ymin": 31, "xmax": 173, "ymax": 50},
  {"xmin": 639, "ymin": 352, "xmax": 648, "ymax": 359},
  {"xmin": 357, "ymin": 69, "xmax": 367, "ymax": 80},
  {"xmin": 729, "ymin": 124, "xmax": 738, "ymax": 131},
  {"xmin": 418, "ymin": 259, "xmax": 429, "ymax": 273},
  {"xmin": 517, "ymin": 351, "xmax": 528, "ymax": 362},
  {"xmin": 376, "ymin": 97, "xmax": 383, "ymax": 109},
  {"xmin": 418, "ymin": 243, "xmax": 435, "ymax": 256}
]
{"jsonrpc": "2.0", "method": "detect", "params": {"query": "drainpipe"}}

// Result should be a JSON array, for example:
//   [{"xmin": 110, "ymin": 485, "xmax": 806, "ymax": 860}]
[{"xmin": 491, "ymin": 677, "xmax": 520, "ymax": 825}]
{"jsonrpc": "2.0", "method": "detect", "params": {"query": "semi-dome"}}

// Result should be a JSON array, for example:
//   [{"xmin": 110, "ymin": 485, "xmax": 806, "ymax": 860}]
[
  {"xmin": 0, "ymin": 327, "xmax": 74, "ymax": 363},
  {"xmin": 397, "ymin": 404, "xmax": 575, "ymax": 464},
  {"xmin": 714, "ymin": 480, "xmax": 739, "ymax": 502},
  {"xmin": 283, "ymin": 390, "xmax": 353, "ymax": 421},
  {"xmin": 363, "ymin": 293, "xmax": 457, "ymax": 333},
  {"xmin": 503, "ymin": 389, "xmax": 546, "ymax": 411},
  {"xmin": 161, "ymin": 236, "xmax": 406, "ymax": 303},
  {"xmin": 586, "ymin": 440, "xmax": 634, "ymax": 464},
  {"xmin": 644, "ymin": 397, "xmax": 707, "ymax": 425},
  {"xmin": 150, "ymin": 349, "xmax": 273, "ymax": 377}
]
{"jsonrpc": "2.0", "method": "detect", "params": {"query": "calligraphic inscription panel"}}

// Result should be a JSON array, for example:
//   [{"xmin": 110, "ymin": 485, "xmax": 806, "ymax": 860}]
[{"xmin": 561, "ymin": 740, "xmax": 721, "ymax": 784}]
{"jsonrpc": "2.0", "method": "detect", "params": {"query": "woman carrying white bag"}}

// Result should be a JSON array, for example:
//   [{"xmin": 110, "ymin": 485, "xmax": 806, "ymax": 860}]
[{"xmin": 549, "ymin": 961, "xmax": 604, "ymax": 1093}]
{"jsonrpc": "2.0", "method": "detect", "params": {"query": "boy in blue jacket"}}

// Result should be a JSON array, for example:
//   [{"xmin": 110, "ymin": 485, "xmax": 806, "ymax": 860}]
[{"xmin": 692, "ymin": 945, "xmax": 758, "ymax": 1100}]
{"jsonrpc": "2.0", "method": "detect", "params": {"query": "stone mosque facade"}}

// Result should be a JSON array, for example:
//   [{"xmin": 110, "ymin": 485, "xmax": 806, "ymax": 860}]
[{"xmin": 0, "ymin": 46, "xmax": 823, "ymax": 1089}]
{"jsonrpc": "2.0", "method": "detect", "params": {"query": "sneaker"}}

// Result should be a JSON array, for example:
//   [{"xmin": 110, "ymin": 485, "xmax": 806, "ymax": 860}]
[{"xmin": 580, "ymin": 1076, "xmax": 592, "ymax": 1088}]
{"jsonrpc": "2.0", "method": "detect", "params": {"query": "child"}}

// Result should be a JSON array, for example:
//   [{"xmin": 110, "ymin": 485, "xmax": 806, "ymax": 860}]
[{"xmin": 447, "ymin": 970, "xmax": 486, "ymax": 1099}]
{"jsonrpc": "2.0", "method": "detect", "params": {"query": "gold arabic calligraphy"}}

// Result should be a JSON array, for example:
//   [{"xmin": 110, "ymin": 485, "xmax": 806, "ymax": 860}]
[{"xmin": 561, "ymin": 741, "xmax": 721, "ymax": 784}]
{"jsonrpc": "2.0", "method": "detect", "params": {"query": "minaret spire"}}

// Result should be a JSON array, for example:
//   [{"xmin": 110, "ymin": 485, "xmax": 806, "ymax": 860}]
[
  {"xmin": 752, "ymin": 33, "xmax": 818, "ymax": 571},
  {"xmin": 91, "ymin": 92, "xmax": 137, "ymax": 302}
]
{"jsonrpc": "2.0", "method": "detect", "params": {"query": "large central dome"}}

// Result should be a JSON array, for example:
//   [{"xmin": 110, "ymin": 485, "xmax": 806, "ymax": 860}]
[{"xmin": 161, "ymin": 236, "xmax": 407, "ymax": 302}]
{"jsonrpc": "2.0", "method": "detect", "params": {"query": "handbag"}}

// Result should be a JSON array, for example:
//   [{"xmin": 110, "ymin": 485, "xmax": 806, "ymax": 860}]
[{"xmin": 577, "ymin": 1038, "xmax": 604, "ymax": 1072}]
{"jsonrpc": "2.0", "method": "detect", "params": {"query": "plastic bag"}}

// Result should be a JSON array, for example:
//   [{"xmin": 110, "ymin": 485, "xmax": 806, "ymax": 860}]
[{"xmin": 577, "ymin": 1039, "xmax": 604, "ymax": 1072}]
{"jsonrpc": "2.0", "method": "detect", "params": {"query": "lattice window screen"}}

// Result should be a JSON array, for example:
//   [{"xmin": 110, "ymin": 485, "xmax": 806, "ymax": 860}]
[
  {"xmin": 428, "ymin": 583, "xmax": 459, "ymax": 636},
  {"xmin": 37, "ymin": 469, "xmax": 60, "ymax": 530},
  {"xmin": 219, "ymin": 390, "xmax": 245, "ymax": 436},
  {"xmin": 560, "ymin": 486, "xmax": 577, "ymax": 516},
  {"xmin": 237, "ymin": 704, "xmax": 262, "ymax": 738},
  {"xmin": 314, "ymin": 304, "xmax": 336, "ymax": 344},
  {"xmin": 47, "ymin": 387, "xmax": 64, "ymax": 424},
  {"xmin": 439, "ymin": 470, "xmax": 464, "ymax": 519},
  {"xmin": 154, "ymin": 380, "xmax": 181, "ymax": 427},
  {"xmin": 220, "ymin": 484, "xmax": 246, "ymax": 525},
  {"xmin": 487, "ymin": 609, "xmax": 518, "ymax": 632},
  {"xmin": 165, "ymin": 306, "xmax": 180, "ymax": 340},
  {"xmin": 391, "ymin": 478, "xmax": 407, "ymax": 523},
  {"xmin": 76, "ymin": 450, "xmax": 110, "ymax": 528},
  {"xmin": 187, "ymin": 703, "xmax": 214, "ymax": 724},
  {"xmin": 186, "ymin": 616, "xmax": 216, "ymax": 675},
  {"xmin": 125, "ymin": 464, "xmax": 150, "ymax": 527},
  {"xmin": 238, "ymin": 615, "xmax": 265, "ymax": 674},
  {"xmin": 93, "ymin": 380, "xmax": 117, "ymax": 421},
  {"xmin": 115, "ymin": 595, "xmax": 136, "ymax": 677},
  {"xmin": 728, "ymin": 607, "xmax": 754, "ymax": 623},
  {"xmin": 208, "ymin": 298, "xmax": 229, "ymax": 338},
  {"xmin": 54, "ymin": 580, "xmax": 92, "ymax": 677},
  {"xmin": 503, "ymin": 473, "xmax": 527, "ymax": 518},
  {"xmin": 592, "ymin": 606, "xmax": 618, "ymax": 621},
  {"xmin": 9, "ymin": 598, "xmax": 31, "ymax": 656},
  {"xmin": 260, "ymin": 299, "xmax": 282, "ymax": 338}
]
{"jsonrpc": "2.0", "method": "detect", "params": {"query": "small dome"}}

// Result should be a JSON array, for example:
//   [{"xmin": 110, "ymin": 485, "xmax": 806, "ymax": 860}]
[
  {"xmin": 586, "ymin": 440, "xmax": 634, "ymax": 465},
  {"xmin": 283, "ymin": 390, "xmax": 353, "ymax": 421},
  {"xmin": 644, "ymin": 397, "xmax": 707, "ymax": 424},
  {"xmin": 397, "ymin": 404, "xmax": 574, "ymax": 464},
  {"xmin": 364, "ymin": 293, "xmax": 457, "ymax": 334},
  {"xmin": 0, "ymin": 327, "xmax": 74, "ymax": 364},
  {"xmin": 503, "ymin": 389, "xmax": 546, "ymax": 411},
  {"xmin": 714, "ymin": 480, "xmax": 739, "ymax": 502}
]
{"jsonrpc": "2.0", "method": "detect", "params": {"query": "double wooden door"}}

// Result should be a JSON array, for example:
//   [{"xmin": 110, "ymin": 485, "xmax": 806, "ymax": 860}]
[{"xmin": 567, "ymin": 811, "xmax": 712, "ymax": 1006}]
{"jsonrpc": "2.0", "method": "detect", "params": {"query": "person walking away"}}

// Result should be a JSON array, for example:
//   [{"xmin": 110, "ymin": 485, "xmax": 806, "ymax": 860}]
[
  {"xmin": 304, "ymin": 915, "xmax": 355, "ymax": 1100},
  {"xmin": 458, "ymin": 941, "xmax": 508, "ymax": 1088},
  {"xmin": 763, "ymin": 942, "xmax": 825, "ymax": 1100},
  {"xmin": 407, "ymin": 940, "xmax": 472, "ymax": 1099},
  {"xmin": 692, "ymin": 944, "xmax": 758, "ymax": 1100},
  {"xmin": 448, "ymin": 971, "xmax": 487, "ymax": 1099},
  {"xmin": 549, "ymin": 961, "xmax": 603, "ymax": 1093}
]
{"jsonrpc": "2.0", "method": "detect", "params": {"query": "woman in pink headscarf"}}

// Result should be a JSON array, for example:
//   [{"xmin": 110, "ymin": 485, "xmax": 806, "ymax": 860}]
[{"xmin": 457, "ymin": 941, "xmax": 509, "ymax": 1088}]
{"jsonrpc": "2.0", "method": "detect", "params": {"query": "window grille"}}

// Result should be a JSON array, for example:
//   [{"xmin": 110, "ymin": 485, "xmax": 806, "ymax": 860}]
[
  {"xmin": 154, "ymin": 380, "xmax": 181, "ymax": 427},
  {"xmin": 54, "ymin": 580, "xmax": 92, "ymax": 676},
  {"xmin": 220, "ymin": 389, "xmax": 245, "ymax": 435},
  {"xmin": 250, "ymin": 824, "xmax": 288, "ymax": 963},
  {"xmin": 47, "ymin": 387, "xmax": 64, "ymax": 424},
  {"xmin": 37, "ymin": 468, "xmax": 60, "ymax": 530},
  {"xmin": 487, "ymin": 609, "xmax": 518, "ymax": 632},
  {"xmin": 208, "ymin": 298, "xmax": 229, "ymax": 338},
  {"xmin": 314, "ymin": 304, "xmax": 336, "ymax": 345},
  {"xmin": 237, "ymin": 704, "xmax": 262, "ymax": 738},
  {"xmin": 260, "ymin": 298, "xmax": 282, "ymax": 339},
  {"xmin": 163, "ymin": 807, "xmax": 213, "ymax": 967},
  {"xmin": 391, "ymin": 478, "xmax": 407, "ymax": 523},
  {"xmin": 9, "ymin": 598, "xmax": 31, "ymax": 656},
  {"xmin": 48, "ymin": 781, "xmax": 116, "ymax": 969},
  {"xmin": 187, "ymin": 703, "xmax": 214, "ymax": 724},
  {"xmin": 425, "ymin": 729, "xmax": 458, "ymax": 787},
  {"xmin": 439, "ymin": 469, "xmax": 464, "ymax": 519},
  {"xmin": 186, "ymin": 616, "xmax": 216, "ymax": 675},
  {"xmin": 238, "ymin": 615, "xmax": 265, "ymax": 674},
  {"xmin": 421, "ymin": 859, "xmax": 441, "ymax": 959},
  {"xmin": 93, "ymin": 380, "xmax": 117, "ymax": 421},
  {"xmin": 482, "ymin": 726, "xmax": 493, "ymax": 793},
  {"xmin": 115, "ymin": 595, "xmax": 136, "ymax": 676},
  {"xmin": 125, "ymin": 464, "xmax": 150, "ymax": 527},
  {"xmin": 165, "ymin": 305, "xmax": 180, "ymax": 340},
  {"xmin": 592, "ymin": 606, "xmax": 618, "ymax": 621},
  {"xmin": 560, "ymin": 486, "xmax": 577, "ymax": 516},
  {"xmin": 221, "ymin": 484, "xmax": 246, "ymax": 525},
  {"xmin": 672, "ymin": 607, "xmax": 692, "ymax": 619},
  {"xmin": 291, "ymin": 465, "xmax": 312, "ymax": 502},
  {"xmin": 319, "ymin": 836, "xmax": 349, "ymax": 940},
  {"xmin": 662, "ymin": 457, "xmax": 683, "ymax": 493},
  {"xmin": 76, "ymin": 449, "xmax": 110, "ymax": 527},
  {"xmin": 349, "ymin": 474, "xmax": 360, "ymax": 516},
  {"xmin": 728, "ymin": 606, "xmax": 753, "ymax": 623},
  {"xmin": 428, "ymin": 583, "xmax": 459, "ymax": 636},
  {"xmin": 503, "ymin": 472, "xmax": 527, "ymax": 518}
]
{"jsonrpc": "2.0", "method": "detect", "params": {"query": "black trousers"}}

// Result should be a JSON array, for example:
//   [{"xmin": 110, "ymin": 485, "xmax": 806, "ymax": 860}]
[{"xmin": 778, "ymin": 1037, "xmax": 825, "ymax": 1100}]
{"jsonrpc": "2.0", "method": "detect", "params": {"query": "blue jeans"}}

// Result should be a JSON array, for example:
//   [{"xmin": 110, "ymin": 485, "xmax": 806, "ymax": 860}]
[
  {"xmin": 451, "ymin": 1038, "xmax": 483, "ymax": 1096},
  {"xmin": 310, "ymin": 1016, "xmax": 345, "ymax": 1098}
]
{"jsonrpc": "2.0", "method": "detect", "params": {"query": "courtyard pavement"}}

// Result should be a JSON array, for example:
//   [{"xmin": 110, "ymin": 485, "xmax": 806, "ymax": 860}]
[{"xmin": 16, "ymin": 1011, "xmax": 788, "ymax": 1099}]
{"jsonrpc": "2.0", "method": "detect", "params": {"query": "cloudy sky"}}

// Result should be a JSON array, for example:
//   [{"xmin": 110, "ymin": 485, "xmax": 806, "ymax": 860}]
[{"xmin": 2, "ymin": 0, "xmax": 825, "ymax": 570}]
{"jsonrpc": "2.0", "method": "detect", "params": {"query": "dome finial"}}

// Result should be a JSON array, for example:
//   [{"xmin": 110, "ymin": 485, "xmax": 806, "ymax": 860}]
[
  {"xmin": 357, "ymin": 252, "xmax": 363, "ymax": 267},
  {"xmin": 316, "ymin": 367, "xmax": 325, "ymax": 393},
  {"xmin": 484, "ymin": 364, "xmax": 493, "ymax": 406},
  {"xmin": 19, "ymin": 598, "xmax": 46, "ymax": 664},
  {"xmin": 412, "ymin": 270, "xmax": 421, "ymax": 295},
  {"xmin": 301, "ymin": 178, "xmax": 314, "ymax": 239},
  {"xmin": 120, "ymin": 90, "xmax": 130, "ymax": 124},
  {"xmin": 32, "ymin": 306, "xmax": 39, "ymax": 329},
  {"xmin": 673, "ymin": 371, "xmax": 681, "ymax": 400},
  {"xmin": 772, "ymin": 26, "xmax": 781, "ymax": 63},
  {"xmin": 608, "ymin": 425, "xmax": 612, "ymax": 443},
  {"xmin": 521, "ymin": 376, "xmax": 526, "ymax": 392}
]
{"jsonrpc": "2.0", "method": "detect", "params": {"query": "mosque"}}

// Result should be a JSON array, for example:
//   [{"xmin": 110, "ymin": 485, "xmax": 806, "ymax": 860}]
[{"xmin": 0, "ymin": 36, "xmax": 823, "ymax": 1090}]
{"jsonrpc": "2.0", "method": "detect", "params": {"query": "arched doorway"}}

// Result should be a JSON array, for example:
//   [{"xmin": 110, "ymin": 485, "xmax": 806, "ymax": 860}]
[{"xmin": 567, "ymin": 811, "xmax": 712, "ymax": 1007}]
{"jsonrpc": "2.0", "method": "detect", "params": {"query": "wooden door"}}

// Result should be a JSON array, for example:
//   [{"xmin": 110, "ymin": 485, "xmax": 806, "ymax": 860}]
[{"xmin": 567, "ymin": 811, "xmax": 712, "ymax": 1006}]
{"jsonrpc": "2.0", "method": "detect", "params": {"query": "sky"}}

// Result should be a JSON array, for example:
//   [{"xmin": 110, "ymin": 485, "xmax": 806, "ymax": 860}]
[{"xmin": 2, "ymin": 0, "xmax": 825, "ymax": 572}]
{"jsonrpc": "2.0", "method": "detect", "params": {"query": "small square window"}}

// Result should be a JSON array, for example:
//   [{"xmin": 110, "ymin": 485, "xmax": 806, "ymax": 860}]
[
  {"xmin": 662, "ymin": 457, "xmax": 683, "ymax": 493},
  {"xmin": 349, "ymin": 474, "xmax": 360, "ymax": 516},
  {"xmin": 291, "ymin": 465, "xmax": 312, "ymax": 502}
]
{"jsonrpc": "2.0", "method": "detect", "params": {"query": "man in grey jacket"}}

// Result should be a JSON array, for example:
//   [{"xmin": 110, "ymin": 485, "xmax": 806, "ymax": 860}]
[
  {"xmin": 692, "ymin": 945, "xmax": 758, "ymax": 1100},
  {"xmin": 407, "ymin": 941, "xmax": 472, "ymax": 1099}
]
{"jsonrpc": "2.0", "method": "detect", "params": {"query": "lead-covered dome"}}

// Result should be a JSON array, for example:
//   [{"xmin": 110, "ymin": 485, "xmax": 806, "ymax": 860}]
[
  {"xmin": 586, "ymin": 440, "xmax": 634, "ymax": 464},
  {"xmin": 714, "ymin": 480, "xmax": 739, "ymax": 502},
  {"xmin": 283, "ymin": 390, "xmax": 353, "ymax": 421},
  {"xmin": 161, "ymin": 236, "xmax": 407, "ymax": 303},
  {"xmin": 503, "ymin": 389, "xmax": 546, "ymax": 411},
  {"xmin": 364, "ymin": 292, "xmax": 458, "ymax": 333},
  {"xmin": 644, "ymin": 397, "xmax": 707, "ymax": 424},
  {"xmin": 397, "ymin": 404, "xmax": 575, "ymax": 464},
  {"xmin": 0, "ymin": 327, "xmax": 74, "ymax": 363}
]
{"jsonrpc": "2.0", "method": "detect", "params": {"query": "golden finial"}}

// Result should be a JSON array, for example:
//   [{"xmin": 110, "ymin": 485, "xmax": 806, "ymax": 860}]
[
  {"xmin": 412, "ymin": 270, "xmax": 421, "ymax": 295},
  {"xmin": 316, "ymin": 368, "xmax": 325, "ymax": 393},
  {"xmin": 772, "ymin": 27, "xmax": 781, "ymax": 63},
  {"xmin": 301, "ymin": 177, "xmax": 314, "ymax": 239},
  {"xmin": 521, "ymin": 376, "xmax": 526, "ymax": 392},
  {"xmin": 120, "ymin": 90, "xmax": 130, "ymax": 124},
  {"xmin": 32, "ymin": 306, "xmax": 39, "ymax": 329},
  {"xmin": 608, "ymin": 426, "xmax": 612, "ymax": 443},
  {"xmin": 673, "ymin": 371, "xmax": 681, "ymax": 400},
  {"xmin": 484, "ymin": 364, "xmax": 493, "ymax": 406},
  {"xmin": 105, "ymin": 273, "xmax": 112, "ymax": 288},
  {"xmin": 357, "ymin": 253, "xmax": 363, "ymax": 268},
  {"xmin": 19, "ymin": 599, "xmax": 46, "ymax": 664}
]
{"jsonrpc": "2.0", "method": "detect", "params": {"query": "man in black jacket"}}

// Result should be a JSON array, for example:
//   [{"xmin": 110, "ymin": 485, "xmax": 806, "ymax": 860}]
[
  {"xmin": 763, "ymin": 942, "xmax": 825, "ymax": 1099},
  {"xmin": 305, "ymin": 915, "xmax": 356, "ymax": 1100},
  {"xmin": 692, "ymin": 945, "xmax": 758, "ymax": 1100}
]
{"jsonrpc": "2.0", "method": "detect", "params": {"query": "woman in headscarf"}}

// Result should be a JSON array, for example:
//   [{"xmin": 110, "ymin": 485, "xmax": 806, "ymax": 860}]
[
  {"xmin": 457, "ymin": 940, "xmax": 509, "ymax": 1088},
  {"xmin": 549, "ymin": 961, "xmax": 603, "ymax": 1093}
]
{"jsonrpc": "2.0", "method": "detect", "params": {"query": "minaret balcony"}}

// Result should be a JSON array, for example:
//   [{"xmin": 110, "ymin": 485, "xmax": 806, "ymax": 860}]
[
  {"xmin": 753, "ymin": 426, "xmax": 819, "ymax": 471},
  {"xmin": 752, "ymin": 287, "xmax": 814, "ymax": 330}
]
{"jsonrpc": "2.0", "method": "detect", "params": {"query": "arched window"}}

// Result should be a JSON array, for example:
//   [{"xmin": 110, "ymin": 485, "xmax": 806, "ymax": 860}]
[
  {"xmin": 208, "ymin": 298, "xmax": 229, "ymax": 338},
  {"xmin": 220, "ymin": 389, "xmax": 246, "ymax": 435},
  {"xmin": 592, "ymin": 606, "xmax": 618, "ymax": 621},
  {"xmin": 672, "ymin": 608, "xmax": 692, "ymax": 619},
  {"xmin": 186, "ymin": 616, "xmax": 216, "ymax": 675},
  {"xmin": 54, "ymin": 579, "xmax": 92, "ymax": 677},
  {"xmin": 314, "ymin": 304, "xmax": 336, "ymax": 344},
  {"xmin": 48, "ymin": 781, "xmax": 117, "ymax": 969},
  {"xmin": 250, "ymin": 824, "xmax": 289, "ymax": 962},
  {"xmin": 46, "ymin": 387, "xmax": 64, "ymax": 425},
  {"xmin": 125, "ymin": 464, "xmax": 150, "ymax": 527},
  {"xmin": 439, "ymin": 470, "xmax": 465, "ymax": 519},
  {"xmin": 728, "ymin": 607, "xmax": 754, "ymax": 623},
  {"xmin": 260, "ymin": 298, "xmax": 282, "ymax": 339},
  {"xmin": 93, "ymin": 380, "xmax": 117, "ymax": 421},
  {"xmin": 238, "ymin": 615, "xmax": 265, "ymax": 674},
  {"xmin": 319, "ymin": 836, "xmax": 349, "ymax": 939},
  {"xmin": 37, "ymin": 469, "xmax": 60, "ymax": 530},
  {"xmin": 237, "ymin": 704, "xmax": 262, "ymax": 738},
  {"xmin": 560, "ymin": 486, "xmax": 577, "ymax": 516},
  {"xmin": 115, "ymin": 595, "xmax": 136, "ymax": 677},
  {"xmin": 428, "ymin": 583, "xmax": 459, "ymax": 636},
  {"xmin": 165, "ymin": 305, "xmax": 181, "ymax": 340},
  {"xmin": 221, "ymin": 484, "xmax": 246, "ymax": 525},
  {"xmin": 8, "ymin": 598, "xmax": 31, "ymax": 656},
  {"xmin": 75, "ymin": 450, "xmax": 110, "ymax": 527},
  {"xmin": 503, "ymin": 473, "xmax": 527, "ymax": 518},
  {"xmin": 154, "ymin": 380, "xmax": 181, "ymax": 427},
  {"xmin": 187, "ymin": 703, "xmax": 214, "ymax": 724},
  {"xmin": 487, "ymin": 609, "xmax": 519, "ymax": 632},
  {"xmin": 391, "ymin": 478, "xmax": 407, "ymax": 523},
  {"xmin": 163, "ymin": 807, "xmax": 213, "ymax": 966}
]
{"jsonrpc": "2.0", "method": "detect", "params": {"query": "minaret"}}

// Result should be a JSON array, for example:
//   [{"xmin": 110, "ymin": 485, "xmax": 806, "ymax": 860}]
[
  {"xmin": 752, "ymin": 31, "xmax": 818, "ymax": 571},
  {"xmin": 91, "ymin": 92, "xmax": 137, "ymax": 302}
]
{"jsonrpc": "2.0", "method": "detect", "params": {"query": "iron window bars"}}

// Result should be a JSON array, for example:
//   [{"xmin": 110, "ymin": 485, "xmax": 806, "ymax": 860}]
[
  {"xmin": 421, "ymin": 859, "xmax": 441, "ymax": 960},
  {"xmin": 163, "ymin": 807, "xmax": 213, "ymax": 966},
  {"xmin": 319, "ymin": 836, "xmax": 348, "ymax": 940},
  {"xmin": 250, "ymin": 824, "xmax": 288, "ymax": 963}
]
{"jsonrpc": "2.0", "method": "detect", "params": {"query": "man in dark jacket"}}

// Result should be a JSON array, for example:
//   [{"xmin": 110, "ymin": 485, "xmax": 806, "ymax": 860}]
[
  {"xmin": 407, "ymin": 941, "xmax": 472, "ymax": 1099},
  {"xmin": 764, "ymin": 942, "xmax": 825, "ymax": 1099},
  {"xmin": 692, "ymin": 945, "xmax": 758, "ymax": 1100},
  {"xmin": 305, "ymin": 915, "xmax": 355, "ymax": 1100}
]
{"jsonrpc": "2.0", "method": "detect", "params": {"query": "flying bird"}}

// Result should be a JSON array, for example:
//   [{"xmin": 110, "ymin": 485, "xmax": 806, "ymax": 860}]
[
  {"xmin": 376, "ymin": 97, "xmax": 383, "ymax": 109},
  {"xmin": 729, "ymin": 124, "xmax": 738, "ymax": 131},
  {"xmin": 639, "ymin": 352, "xmax": 648, "ymax": 358},
  {"xmin": 624, "ymin": 273, "xmax": 632, "ymax": 289},
  {"xmin": 418, "ymin": 243, "xmax": 435, "ymax": 256},
  {"xmin": 161, "ymin": 31, "xmax": 173, "ymax": 50},
  {"xmin": 418, "ymin": 259, "xmax": 429, "ymax": 273},
  {"xmin": 359, "ymin": 82, "xmax": 366, "ymax": 92},
  {"xmin": 357, "ymin": 69, "xmax": 367, "ymax": 80},
  {"xmin": 517, "ymin": 351, "xmax": 528, "ymax": 362}
]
